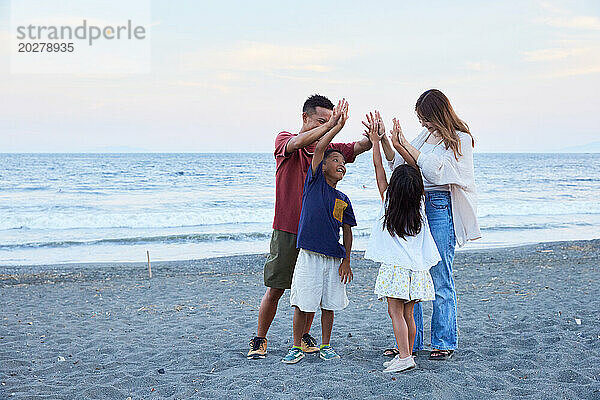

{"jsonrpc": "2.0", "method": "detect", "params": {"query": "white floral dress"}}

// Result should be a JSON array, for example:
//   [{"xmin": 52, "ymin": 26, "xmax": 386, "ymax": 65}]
[
  {"xmin": 374, "ymin": 264, "xmax": 435, "ymax": 301},
  {"xmin": 365, "ymin": 201, "xmax": 440, "ymax": 302}
]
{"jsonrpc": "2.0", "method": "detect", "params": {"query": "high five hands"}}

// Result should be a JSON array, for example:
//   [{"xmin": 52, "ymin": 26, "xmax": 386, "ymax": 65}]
[
  {"xmin": 329, "ymin": 99, "xmax": 350, "ymax": 131},
  {"xmin": 365, "ymin": 113, "xmax": 382, "ymax": 144},
  {"xmin": 362, "ymin": 111, "xmax": 409, "ymax": 153},
  {"xmin": 390, "ymin": 118, "xmax": 408, "ymax": 150},
  {"xmin": 362, "ymin": 110, "xmax": 386, "ymax": 142}
]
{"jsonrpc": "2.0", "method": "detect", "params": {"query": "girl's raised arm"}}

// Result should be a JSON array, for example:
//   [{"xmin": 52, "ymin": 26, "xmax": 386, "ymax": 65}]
[
  {"xmin": 362, "ymin": 110, "xmax": 395, "ymax": 161},
  {"xmin": 365, "ymin": 115, "xmax": 388, "ymax": 200}
]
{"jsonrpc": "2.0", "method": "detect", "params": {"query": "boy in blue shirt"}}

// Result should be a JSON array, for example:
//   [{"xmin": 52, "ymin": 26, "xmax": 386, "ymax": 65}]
[{"xmin": 282, "ymin": 101, "xmax": 356, "ymax": 364}]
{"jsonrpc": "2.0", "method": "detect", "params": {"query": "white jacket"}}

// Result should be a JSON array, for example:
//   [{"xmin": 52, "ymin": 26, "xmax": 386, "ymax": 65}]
[{"xmin": 389, "ymin": 129, "xmax": 481, "ymax": 247}]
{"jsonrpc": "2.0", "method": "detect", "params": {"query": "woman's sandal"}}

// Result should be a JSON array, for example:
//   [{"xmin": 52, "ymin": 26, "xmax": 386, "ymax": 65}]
[
  {"xmin": 383, "ymin": 348, "xmax": 399, "ymax": 357},
  {"xmin": 429, "ymin": 349, "xmax": 454, "ymax": 360},
  {"xmin": 383, "ymin": 348, "xmax": 416, "ymax": 357}
]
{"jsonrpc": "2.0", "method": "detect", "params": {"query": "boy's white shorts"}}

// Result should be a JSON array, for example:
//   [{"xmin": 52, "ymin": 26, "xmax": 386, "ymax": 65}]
[{"xmin": 290, "ymin": 249, "xmax": 349, "ymax": 313}]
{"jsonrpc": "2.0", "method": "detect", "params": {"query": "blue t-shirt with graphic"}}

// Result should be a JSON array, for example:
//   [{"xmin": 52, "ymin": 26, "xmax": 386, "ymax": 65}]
[{"xmin": 296, "ymin": 160, "xmax": 357, "ymax": 259}]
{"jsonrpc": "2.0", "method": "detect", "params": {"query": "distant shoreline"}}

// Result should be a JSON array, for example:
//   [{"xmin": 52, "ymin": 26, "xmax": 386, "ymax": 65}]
[
  {"xmin": 2, "ymin": 151, "xmax": 600, "ymax": 155},
  {"xmin": 1, "ymin": 238, "xmax": 598, "ymax": 273}
]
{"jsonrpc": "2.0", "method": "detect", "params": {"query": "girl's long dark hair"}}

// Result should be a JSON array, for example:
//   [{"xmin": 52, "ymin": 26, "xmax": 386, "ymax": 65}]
[{"xmin": 383, "ymin": 164, "xmax": 424, "ymax": 239}]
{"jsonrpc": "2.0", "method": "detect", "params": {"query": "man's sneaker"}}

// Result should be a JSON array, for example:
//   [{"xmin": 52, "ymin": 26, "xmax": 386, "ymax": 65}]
[
  {"xmin": 319, "ymin": 345, "xmax": 340, "ymax": 361},
  {"xmin": 383, "ymin": 355, "xmax": 416, "ymax": 373},
  {"xmin": 247, "ymin": 337, "xmax": 267, "ymax": 359},
  {"xmin": 281, "ymin": 347, "xmax": 305, "ymax": 364},
  {"xmin": 300, "ymin": 333, "xmax": 319, "ymax": 354}
]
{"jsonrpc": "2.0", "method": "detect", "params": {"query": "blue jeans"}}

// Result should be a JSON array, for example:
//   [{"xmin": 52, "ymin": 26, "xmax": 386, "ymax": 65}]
[{"xmin": 413, "ymin": 191, "xmax": 457, "ymax": 351}]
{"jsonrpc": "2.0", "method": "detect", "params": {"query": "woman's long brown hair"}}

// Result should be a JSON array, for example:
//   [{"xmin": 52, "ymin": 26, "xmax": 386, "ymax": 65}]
[{"xmin": 415, "ymin": 89, "xmax": 474, "ymax": 159}]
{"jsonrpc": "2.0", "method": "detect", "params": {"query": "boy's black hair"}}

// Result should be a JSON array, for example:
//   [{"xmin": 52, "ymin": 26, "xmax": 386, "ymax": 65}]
[
  {"xmin": 323, "ymin": 148, "xmax": 345, "ymax": 162},
  {"xmin": 383, "ymin": 164, "xmax": 424, "ymax": 239},
  {"xmin": 303, "ymin": 94, "xmax": 334, "ymax": 115}
]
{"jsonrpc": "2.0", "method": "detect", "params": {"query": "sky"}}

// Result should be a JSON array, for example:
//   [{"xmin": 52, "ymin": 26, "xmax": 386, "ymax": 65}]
[{"xmin": 0, "ymin": 0, "xmax": 599, "ymax": 153}]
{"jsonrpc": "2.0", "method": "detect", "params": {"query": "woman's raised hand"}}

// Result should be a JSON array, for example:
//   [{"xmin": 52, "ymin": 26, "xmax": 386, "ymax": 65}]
[{"xmin": 390, "ymin": 118, "xmax": 407, "ymax": 147}]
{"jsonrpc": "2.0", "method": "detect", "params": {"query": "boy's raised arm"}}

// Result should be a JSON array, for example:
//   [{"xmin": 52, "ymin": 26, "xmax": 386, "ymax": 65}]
[{"xmin": 311, "ymin": 99, "xmax": 349, "ymax": 175}]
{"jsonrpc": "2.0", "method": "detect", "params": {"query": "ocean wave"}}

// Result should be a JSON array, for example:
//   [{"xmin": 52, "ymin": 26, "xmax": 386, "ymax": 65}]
[
  {"xmin": 0, "ymin": 231, "xmax": 273, "ymax": 250},
  {"xmin": 3, "ymin": 186, "xmax": 52, "ymax": 191},
  {"xmin": 0, "ymin": 226, "xmax": 376, "ymax": 250},
  {"xmin": 481, "ymin": 221, "xmax": 593, "ymax": 232},
  {"xmin": 477, "ymin": 211, "xmax": 600, "ymax": 219},
  {"xmin": 0, "ymin": 209, "xmax": 275, "ymax": 230}
]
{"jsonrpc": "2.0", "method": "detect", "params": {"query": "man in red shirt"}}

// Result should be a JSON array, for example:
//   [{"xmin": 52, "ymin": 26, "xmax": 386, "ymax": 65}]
[{"xmin": 248, "ymin": 95, "xmax": 372, "ymax": 359}]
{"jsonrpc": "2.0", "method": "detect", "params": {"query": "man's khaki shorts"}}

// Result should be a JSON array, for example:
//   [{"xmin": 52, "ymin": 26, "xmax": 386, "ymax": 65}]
[{"xmin": 264, "ymin": 229, "xmax": 299, "ymax": 289}]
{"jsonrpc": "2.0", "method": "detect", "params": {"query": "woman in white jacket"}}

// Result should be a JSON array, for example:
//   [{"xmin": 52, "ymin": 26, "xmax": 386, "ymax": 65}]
[{"xmin": 380, "ymin": 89, "xmax": 481, "ymax": 360}]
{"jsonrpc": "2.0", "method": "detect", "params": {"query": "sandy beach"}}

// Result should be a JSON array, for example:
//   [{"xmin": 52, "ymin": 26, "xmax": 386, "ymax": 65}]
[{"xmin": 1, "ymin": 239, "xmax": 599, "ymax": 399}]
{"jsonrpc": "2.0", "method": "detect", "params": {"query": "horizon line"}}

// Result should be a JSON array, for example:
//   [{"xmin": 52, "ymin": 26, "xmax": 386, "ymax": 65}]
[{"xmin": 2, "ymin": 151, "xmax": 599, "ymax": 155}]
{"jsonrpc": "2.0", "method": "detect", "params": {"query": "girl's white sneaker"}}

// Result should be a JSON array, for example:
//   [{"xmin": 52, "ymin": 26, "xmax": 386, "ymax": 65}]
[
  {"xmin": 383, "ymin": 354, "xmax": 414, "ymax": 368},
  {"xmin": 383, "ymin": 355, "xmax": 416, "ymax": 373}
]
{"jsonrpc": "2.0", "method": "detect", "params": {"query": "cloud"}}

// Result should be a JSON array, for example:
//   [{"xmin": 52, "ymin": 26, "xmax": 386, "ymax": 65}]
[
  {"xmin": 537, "ymin": 0, "xmax": 565, "ymax": 15},
  {"xmin": 536, "ymin": 1, "xmax": 600, "ymax": 31},
  {"xmin": 265, "ymin": 72, "xmax": 350, "ymax": 86},
  {"xmin": 464, "ymin": 61, "xmax": 496, "ymax": 72},
  {"xmin": 524, "ymin": 44, "xmax": 600, "ymax": 77},
  {"xmin": 167, "ymin": 79, "xmax": 234, "ymax": 94},
  {"xmin": 180, "ymin": 41, "xmax": 342, "ymax": 74},
  {"xmin": 544, "ymin": 65, "xmax": 600, "ymax": 78},
  {"xmin": 524, "ymin": 2, "xmax": 600, "ymax": 77},
  {"xmin": 522, "ymin": 47, "xmax": 591, "ymax": 61},
  {"xmin": 538, "ymin": 15, "xmax": 600, "ymax": 30}
]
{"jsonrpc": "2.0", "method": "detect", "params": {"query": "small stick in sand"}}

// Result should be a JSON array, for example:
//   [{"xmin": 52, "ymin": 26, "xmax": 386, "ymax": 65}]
[{"xmin": 147, "ymin": 250, "xmax": 152, "ymax": 279}]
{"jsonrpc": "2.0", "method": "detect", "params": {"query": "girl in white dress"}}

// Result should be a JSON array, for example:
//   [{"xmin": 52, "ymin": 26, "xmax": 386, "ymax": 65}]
[{"xmin": 363, "ymin": 116, "xmax": 441, "ymax": 373}]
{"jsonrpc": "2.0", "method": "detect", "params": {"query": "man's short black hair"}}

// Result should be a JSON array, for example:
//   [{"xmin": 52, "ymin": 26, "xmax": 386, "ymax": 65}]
[
  {"xmin": 323, "ymin": 148, "xmax": 345, "ymax": 162},
  {"xmin": 303, "ymin": 94, "xmax": 334, "ymax": 115}
]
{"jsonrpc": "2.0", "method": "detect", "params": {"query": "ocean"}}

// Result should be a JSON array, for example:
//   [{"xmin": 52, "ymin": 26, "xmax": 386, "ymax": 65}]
[{"xmin": 1, "ymin": 153, "xmax": 599, "ymax": 266}]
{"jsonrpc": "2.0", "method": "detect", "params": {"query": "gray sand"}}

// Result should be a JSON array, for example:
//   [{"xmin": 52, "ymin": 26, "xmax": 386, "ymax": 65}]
[{"xmin": 1, "ymin": 239, "xmax": 599, "ymax": 399}]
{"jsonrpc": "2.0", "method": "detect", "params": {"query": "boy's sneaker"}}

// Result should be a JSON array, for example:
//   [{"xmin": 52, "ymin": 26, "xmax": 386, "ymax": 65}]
[
  {"xmin": 319, "ymin": 345, "xmax": 340, "ymax": 361},
  {"xmin": 300, "ymin": 333, "xmax": 319, "ymax": 354},
  {"xmin": 247, "ymin": 337, "xmax": 267, "ymax": 359},
  {"xmin": 282, "ymin": 347, "xmax": 305, "ymax": 364},
  {"xmin": 383, "ymin": 355, "xmax": 416, "ymax": 373}
]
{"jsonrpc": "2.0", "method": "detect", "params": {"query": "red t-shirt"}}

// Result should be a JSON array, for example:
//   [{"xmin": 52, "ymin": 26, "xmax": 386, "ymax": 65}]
[{"xmin": 273, "ymin": 131, "xmax": 356, "ymax": 235}]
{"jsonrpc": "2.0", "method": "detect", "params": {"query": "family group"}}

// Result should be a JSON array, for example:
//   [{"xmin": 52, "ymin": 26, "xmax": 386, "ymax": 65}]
[{"xmin": 247, "ymin": 90, "xmax": 480, "ymax": 373}]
